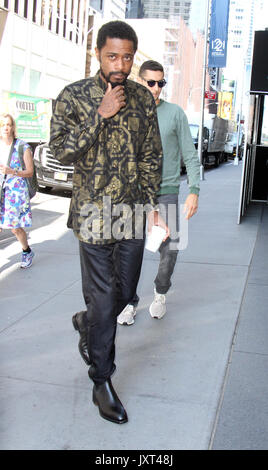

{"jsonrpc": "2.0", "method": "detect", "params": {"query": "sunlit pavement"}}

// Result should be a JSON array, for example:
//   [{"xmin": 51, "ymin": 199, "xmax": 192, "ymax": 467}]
[{"xmin": 1, "ymin": 162, "xmax": 268, "ymax": 450}]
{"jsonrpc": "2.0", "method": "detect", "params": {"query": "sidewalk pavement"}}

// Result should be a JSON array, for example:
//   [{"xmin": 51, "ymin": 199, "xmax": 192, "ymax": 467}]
[{"xmin": 0, "ymin": 161, "xmax": 267, "ymax": 450}]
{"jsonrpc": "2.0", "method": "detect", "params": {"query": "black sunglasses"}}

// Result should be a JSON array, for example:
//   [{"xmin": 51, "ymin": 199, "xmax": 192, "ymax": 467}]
[{"xmin": 145, "ymin": 79, "xmax": 167, "ymax": 88}]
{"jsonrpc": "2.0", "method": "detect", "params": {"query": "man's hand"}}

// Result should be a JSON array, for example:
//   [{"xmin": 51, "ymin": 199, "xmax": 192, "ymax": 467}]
[
  {"xmin": 183, "ymin": 194, "xmax": 199, "ymax": 220},
  {"xmin": 98, "ymin": 83, "xmax": 126, "ymax": 118},
  {"xmin": 147, "ymin": 210, "xmax": 170, "ymax": 241}
]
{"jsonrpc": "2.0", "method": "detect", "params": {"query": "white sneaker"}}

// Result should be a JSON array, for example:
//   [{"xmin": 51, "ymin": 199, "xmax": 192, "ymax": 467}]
[
  {"xmin": 149, "ymin": 289, "xmax": 166, "ymax": 319},
  {"xmin": 117, "ymin": 304, "xmax": 137, "ymax": 325}
]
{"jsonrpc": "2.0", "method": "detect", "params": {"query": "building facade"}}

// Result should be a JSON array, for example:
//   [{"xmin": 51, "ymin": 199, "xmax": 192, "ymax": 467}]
[
  {"xmin": 126, "ymin": 0, "xmax": 192, "ymax": 24},
  {"xmin": 0, "ymin": 0, "xmax": 91, "ymax": 101},
  {"xmin": 125, "ymin": 0, "xmax": 143, "ymax": 18},
  {"xmin": 87, "ymin": 0, "xmax": 127, "ymax": 18},
  {"xmin": 124, "ymin": 17, "xmax": 204, "ymax": 112},
  {"xmin": 223, "ymin": 0, "xmax": 257, "ymax": 120},
  {"xmin": 102, "ymin": 0, "xmax": 127, "ymax": 19},
  {"xmin": 0, "ymin": 0, "xmax": 95, "ymax": 145}
]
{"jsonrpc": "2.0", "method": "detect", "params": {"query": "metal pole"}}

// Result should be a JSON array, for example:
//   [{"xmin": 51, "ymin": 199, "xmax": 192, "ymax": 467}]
[
  {"xmin": 198, "ymin": 0, "xmax": 210, "ymax": 181},
  {"xmin": 234, "ymin": 115, "xmax": 241, "ymax": 165},
  {"xmin": 234, "ymin": 58, "xmax": 245, "ymax": 166}
]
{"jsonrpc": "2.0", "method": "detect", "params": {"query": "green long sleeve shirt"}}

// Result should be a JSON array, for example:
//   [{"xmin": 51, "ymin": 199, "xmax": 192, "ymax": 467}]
[{"xmin": 157, "ymin": 99, "xmax": 200, "ymax": 196}]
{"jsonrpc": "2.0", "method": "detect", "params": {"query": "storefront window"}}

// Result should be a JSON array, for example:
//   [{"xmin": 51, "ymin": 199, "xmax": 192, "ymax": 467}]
[{"xmin": 260, "ymin": 95, "xmax": 268, "ymax": 146}]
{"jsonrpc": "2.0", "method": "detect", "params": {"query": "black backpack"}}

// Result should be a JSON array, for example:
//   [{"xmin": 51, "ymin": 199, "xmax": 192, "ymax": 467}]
[{"xmin": 18, "ymin": 142, "xmax": 38, "ymax": 199}]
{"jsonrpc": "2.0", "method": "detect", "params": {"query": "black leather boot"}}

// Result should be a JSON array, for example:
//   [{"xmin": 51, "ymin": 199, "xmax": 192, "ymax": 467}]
[
  {"xmin": 92, "ymin": 378, "xmax": 128, "ymax": 424},
  {"xmin": 72, "ymin": 311, "xmax": 91, "ymax": 365}
]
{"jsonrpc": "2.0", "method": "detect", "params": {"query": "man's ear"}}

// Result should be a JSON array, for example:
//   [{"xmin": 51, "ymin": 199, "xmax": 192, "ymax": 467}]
[
  {"xmin": 95, "ymin": 47, "xmax": 100, "ymax": 62},
  {"xmin": 137, "ymin": 76, "xmax": 143, "ymax": 85}
]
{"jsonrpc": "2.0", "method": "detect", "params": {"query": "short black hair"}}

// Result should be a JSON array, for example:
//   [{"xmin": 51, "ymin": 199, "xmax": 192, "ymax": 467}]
[
  {"xmin": 139, "ymin": 60, "xmax": 164, "ymax": 77},
  {"xmin": 97, "ymin": 21, "xmax": 138, "ymax": 52}
]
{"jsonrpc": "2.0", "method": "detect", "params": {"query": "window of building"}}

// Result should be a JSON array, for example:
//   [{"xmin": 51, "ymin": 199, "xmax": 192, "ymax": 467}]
[
  {"xmin": 260, "ymin": 95, "xmax": 268, "ymax": 146},
  {"xmin": 23, "ymin": 0, "xmax": 28, "ymax": 18},
  {"xmin": 11, "ymin": 64, "xmax": 25, "ymax": 93},
  {"xmin": 168, "ymin": 57, "xmax": 175, "ymax": 65},
  {"xmin": 30, "ymin": 70, "xmax": 41, "ymax": 95},
  {"xmin": 32, "ymin": 0, "xmax": 37, "ymax": 22}
]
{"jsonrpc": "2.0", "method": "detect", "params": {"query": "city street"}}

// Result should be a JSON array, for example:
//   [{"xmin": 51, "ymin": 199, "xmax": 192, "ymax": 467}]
[
  {"xmin": 1, "ymin": 0, "xmax": 268, "ymax": 456},
  {"xmin": 1, "ymin": 161, "xmax": 268, "ymax": 450}
]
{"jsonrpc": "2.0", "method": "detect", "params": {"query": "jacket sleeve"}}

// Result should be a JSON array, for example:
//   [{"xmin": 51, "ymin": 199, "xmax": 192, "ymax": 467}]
[
  {"xmin": 137, "ymin": 103, "xmax": 163, "ymax": 208},
  {"xmin": 49, "ymin": 87, "xmax": 107, "ymax": 165},
  {"xmin": 177, "ymin": 109, "xmax": 200, "ymax": 195}
]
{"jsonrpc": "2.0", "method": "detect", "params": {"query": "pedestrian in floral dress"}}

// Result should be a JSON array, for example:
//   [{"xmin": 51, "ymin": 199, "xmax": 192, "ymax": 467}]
[{"xmin": 0, "ymin": 114, "xmax": 35, "ymax": 268}]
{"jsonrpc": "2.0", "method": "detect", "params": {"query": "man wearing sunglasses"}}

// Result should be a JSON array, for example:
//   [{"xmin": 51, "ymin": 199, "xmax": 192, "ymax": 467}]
[{"xmin": 117, "ymin": 60, "xmax": 200, "ymax": 326}]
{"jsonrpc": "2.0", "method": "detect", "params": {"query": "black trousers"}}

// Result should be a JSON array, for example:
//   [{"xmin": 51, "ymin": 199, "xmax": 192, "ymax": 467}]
[{"xmin": 79, "ymin": 237, "xmax": 145, "ymax": 384}]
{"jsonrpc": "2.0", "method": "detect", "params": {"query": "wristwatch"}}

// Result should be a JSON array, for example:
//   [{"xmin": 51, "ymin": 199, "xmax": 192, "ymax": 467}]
[{"xmin": 14, "ymin": 168, "xmax": 18, "ymax": 176}]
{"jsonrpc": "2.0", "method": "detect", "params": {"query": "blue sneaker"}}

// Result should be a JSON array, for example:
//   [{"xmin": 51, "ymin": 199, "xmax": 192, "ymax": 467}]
[{"xmin": 21, "ymin": 250, "xmax": 35, "ymax": 268}]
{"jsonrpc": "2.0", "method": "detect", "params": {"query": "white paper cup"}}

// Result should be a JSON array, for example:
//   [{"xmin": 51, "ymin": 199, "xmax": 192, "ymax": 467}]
[{"xmin": 145, "ymin": 225, "xmax": 166, "ymax": 252}]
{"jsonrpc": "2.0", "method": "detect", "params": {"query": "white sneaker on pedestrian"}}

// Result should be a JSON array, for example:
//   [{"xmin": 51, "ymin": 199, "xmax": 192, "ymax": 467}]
[
  {"xmin": 149, "ymin": 289, "xmax": 166, "ymax": 319},
  {"xmin": 117, "ymin": 304, "xmax": 137, "ymax": 325},
  {"xmin": 21, "ymin": 250, "xmax": 34, "ymax": 268}
]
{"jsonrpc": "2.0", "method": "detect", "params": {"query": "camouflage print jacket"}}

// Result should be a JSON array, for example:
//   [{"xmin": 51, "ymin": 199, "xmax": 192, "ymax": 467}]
[{"xmin": 49, "ymin": 72, "xmax": 163, "ymax": 244}]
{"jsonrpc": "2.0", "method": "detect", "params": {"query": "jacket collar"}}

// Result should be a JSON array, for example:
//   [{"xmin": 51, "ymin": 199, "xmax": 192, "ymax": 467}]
[{"xmin": 94, "ymin": 70, "xmax": 107, "ymax": 92}]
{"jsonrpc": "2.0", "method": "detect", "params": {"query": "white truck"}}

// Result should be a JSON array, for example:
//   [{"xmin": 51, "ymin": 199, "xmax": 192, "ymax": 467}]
[
  {"xmin": 224, "ymin": 130, "xmax": 244, "ymax": 160},
  {"xmin": 188, "ymin": 114, "xmax": 236, "ymax": 167}
]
